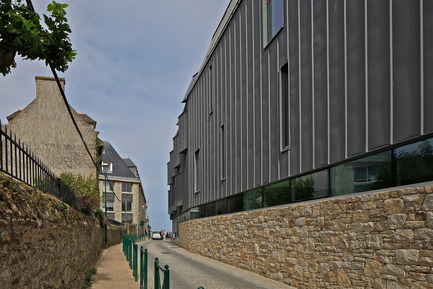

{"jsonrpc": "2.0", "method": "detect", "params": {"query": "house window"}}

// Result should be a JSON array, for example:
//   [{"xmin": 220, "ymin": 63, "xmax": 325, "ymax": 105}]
[
  {"xmin": 103, "ymin": 201, "xmax": 114, "ymax": 212},
  {"xmin": 194, "ymin": 149, "xmax": 201, "ymax": 192},
  {"xmin": 281, "ymin": 63, "xmax": 289, "ymax": 149},
  {"xmin": 122, "ymin": 182, "xmax": 132, "ymax": 192},
  {"xmin": 101, "ymin": 161, "xmax": 113, "ymax": 173},
  {"xmin": 263, "ymin": 0, "xmax": 283, "ymax": 45},
  {"xmin": 103, "ymin": 180, "xmax": 115, "ymax": 192},
  {"xmin": 122, "ymin": 193, "xmax": 133, "ymax": 212}
]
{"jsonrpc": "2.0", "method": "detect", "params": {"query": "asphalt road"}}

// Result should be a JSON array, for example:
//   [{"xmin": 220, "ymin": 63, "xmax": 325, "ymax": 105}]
[{"xmin": 140, "ymin": 239, "xmax": 295, "ymax": 289}]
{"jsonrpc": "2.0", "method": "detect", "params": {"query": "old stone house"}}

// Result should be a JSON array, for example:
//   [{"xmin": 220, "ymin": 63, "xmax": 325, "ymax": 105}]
[{"xmin": 6, "ymin": 76, "xmax": 98, "ymax": 178}]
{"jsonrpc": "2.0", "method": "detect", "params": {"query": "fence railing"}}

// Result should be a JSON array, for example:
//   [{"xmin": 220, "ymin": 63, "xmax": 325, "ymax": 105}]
[
  {"xmin": 0, "ymin": 121, "xmax": 81, "ymax": 212},
  {"xmin": 154, "ymin": 257, "xmax": 170, "ymax": 289},
  {"xmin": 121, "ymin": 234, "xmax": 205, "ymax": 289}
]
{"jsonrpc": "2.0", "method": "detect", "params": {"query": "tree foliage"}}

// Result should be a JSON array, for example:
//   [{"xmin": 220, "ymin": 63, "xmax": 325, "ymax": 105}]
[{"xmin": 0, "ymin": 0, "xmax": 76, "ymax": 75}]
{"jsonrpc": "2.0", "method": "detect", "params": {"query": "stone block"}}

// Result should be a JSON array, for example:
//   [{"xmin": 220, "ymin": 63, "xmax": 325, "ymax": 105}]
[
  {"xmin": 393, "ymin": 229, "xmax": 414, "ymax": 243},
  {"xmin": 366, "ymin": 234, "xmax": 383, "ymax": 249},
  {"xmin": 403, "ymin": 194, "xmax": 425, "ymax": 211},
  {"xmin": 364, "ymin": 259, "xmax": 382, "ymax": 277},
  {"xmin": 421, "ymin": 194, "xmax": 433, "ymax": 211},
  {"xmin": 388, "ymin": 214, "xmax": 408, "ymax": 229},
  {"xmin": 396, "ymin": 249, "xmax": 419, "ymax": 265},
  {"xmin": 385, "ymin": 199, "xmax": 405, "ymax": 214}
]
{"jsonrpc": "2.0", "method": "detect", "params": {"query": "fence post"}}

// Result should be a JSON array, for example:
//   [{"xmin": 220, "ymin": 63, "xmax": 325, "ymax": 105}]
[
  {"xmin": 140, "ymin": 247, "xmax": 148, "ymax": 289},
  {"xmin": 133, "ymin": 242, "xmax": 138, "ymax": 282},
  {"xmin": 163, "ymin": 264, "xmax": 170, "ymax": 289},
  {"xmin": 154, "ymin": 257, "xmax": 160, "ymax": 289}
]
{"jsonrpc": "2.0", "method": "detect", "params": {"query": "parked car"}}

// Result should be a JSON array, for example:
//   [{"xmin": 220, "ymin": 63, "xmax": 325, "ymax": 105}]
[{"xmin": 152, "ymin": 231, "xmax": 162, "ymax": 240}]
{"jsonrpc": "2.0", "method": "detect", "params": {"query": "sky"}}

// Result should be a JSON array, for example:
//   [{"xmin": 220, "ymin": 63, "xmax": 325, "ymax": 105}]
[{"xmin": 0, "ymin": 0, "xmax": 231, "ymax": 230}]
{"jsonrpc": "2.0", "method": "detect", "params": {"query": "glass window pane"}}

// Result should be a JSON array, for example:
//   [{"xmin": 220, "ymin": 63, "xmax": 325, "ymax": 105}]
[
  {"xmin": 243, "ymin": 188, "xmax": 263, "ymax": 211},
  {"xmin": 331, "ymin": 151, "xmax": 391, "ymax": 196},
  {"xmin": 265, "ymin": 0, "xmax": 283, "ymax": 43},
  {"xmin": 395, "ymin": 138, "xmax": 433, "ymax": 186},
  {"xmin": 227, "ymin": 194, "xmax": 243, "ymax": 213},
  {"xmin": 291, "ymin": 170, "xmax": 329, "ymax": 202},
  {"xmin": 216, "ymin": 199, "xmax": 228, "ymax": 215},
  {"xmin": 199, "ymin": 205, "xmax": 206, "ymax": 218},
  {"xmin": 263, "ymin": 180, "xmax": 290, "ymax": 207},
  {"xmin": 206, "ymin": 202, "xmax": 216, "ymax": 217},
  {"xmin": 122, "ymin": 182, "xmax": 132, "ymax": 192}
]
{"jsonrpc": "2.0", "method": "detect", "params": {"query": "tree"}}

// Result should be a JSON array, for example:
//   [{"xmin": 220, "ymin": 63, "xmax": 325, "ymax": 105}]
[{"xmin": 0, "ymin": 0, "xmax": 76, "ymax": 75}]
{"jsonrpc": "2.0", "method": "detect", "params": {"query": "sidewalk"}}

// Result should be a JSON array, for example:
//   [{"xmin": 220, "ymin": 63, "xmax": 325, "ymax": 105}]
[{"xmin": 90, "ymin": 243, "xmax": 138, "ymax": 289}]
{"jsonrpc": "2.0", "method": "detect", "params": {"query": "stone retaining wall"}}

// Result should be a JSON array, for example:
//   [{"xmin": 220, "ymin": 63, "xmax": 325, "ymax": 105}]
[
  {"xmin": 0, "ymin": 173, "xmax": 104, "ymax": 289},
  {"xmin": 179, "ymin": 184, "xmax": 433, "ymax": 288}
]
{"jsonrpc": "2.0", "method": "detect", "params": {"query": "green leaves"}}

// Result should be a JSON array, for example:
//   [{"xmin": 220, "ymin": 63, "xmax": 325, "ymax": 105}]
[{"xmin": 0, "ymin": 0, "xmax": 76, "ymax": 76}]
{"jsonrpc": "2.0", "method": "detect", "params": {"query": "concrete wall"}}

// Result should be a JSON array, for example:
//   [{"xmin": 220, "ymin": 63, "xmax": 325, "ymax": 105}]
[
  {"xmin": 0, "ymin": 173, "xmax": 105, "ymax": 289},
  {"xmin": 179, "ymin": 184, "xmax": 433, "ymax": 289}
]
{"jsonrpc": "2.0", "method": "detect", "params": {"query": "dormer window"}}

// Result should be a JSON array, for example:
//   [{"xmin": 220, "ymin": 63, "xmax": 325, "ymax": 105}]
[{"xmin": 101, "ymin": 161, "xmax": 113, "ymax": 173}]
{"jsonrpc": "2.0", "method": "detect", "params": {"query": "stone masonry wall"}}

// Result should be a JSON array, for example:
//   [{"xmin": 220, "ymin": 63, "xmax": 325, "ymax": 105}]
[
  {"xmin": 0, "ymin": 173, "xmax": 104, "ymax": 289},
  {"xmin": 179, "ymin": 184, "xmax": 433, "ymax": 289}
]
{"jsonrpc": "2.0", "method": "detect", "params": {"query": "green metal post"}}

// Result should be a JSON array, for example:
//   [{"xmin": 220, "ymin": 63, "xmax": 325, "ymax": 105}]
[
  {"xmin": 133, "ymin": 242, "xmax": 138, "ymax": 282},
  {"xmin": 154, "ymin": 257, "xmax": 160, "ymax": 289},
  {"xmin": 140, "ymin": 248, "xmax": 148, "ymax": 289},
  {"xmin": 163, "ymin": 264, "xmax": 170, "ymax": 289}
]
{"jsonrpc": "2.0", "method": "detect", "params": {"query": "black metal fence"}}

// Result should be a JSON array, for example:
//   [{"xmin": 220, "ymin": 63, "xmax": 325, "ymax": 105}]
[{"xmin": 0, "ymin": 120, "xmax": 82, "ymax": 212}]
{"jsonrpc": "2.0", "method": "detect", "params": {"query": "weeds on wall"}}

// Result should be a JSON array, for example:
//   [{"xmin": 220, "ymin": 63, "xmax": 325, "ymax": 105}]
[{"xmin": 60, "ymin": 173, "xmax": 100, "ymax": 215}]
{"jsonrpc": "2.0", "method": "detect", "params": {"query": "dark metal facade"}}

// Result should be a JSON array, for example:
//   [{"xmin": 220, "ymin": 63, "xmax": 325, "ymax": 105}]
[{"xmin": 168, "ymin": 0, "xmax": 433, "ymax": 220}]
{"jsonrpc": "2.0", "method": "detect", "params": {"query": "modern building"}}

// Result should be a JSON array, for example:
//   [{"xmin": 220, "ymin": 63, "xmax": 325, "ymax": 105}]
[
  {"xmin": 6, "ymin": 76, "xmax": 98, "ymax": 178},
  {"xmin": 99, "ymin": 141, "xmax": 148, "ymax": 230},
  {"xmin": 168, "ymin": 0, "xmax": 433, "ymax": 233}
]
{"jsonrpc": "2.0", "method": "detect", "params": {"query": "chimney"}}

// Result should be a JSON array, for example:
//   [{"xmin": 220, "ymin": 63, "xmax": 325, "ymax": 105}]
[{"xmin": 35, "ymin": 76, "xmax": 65, "ymax": 99}]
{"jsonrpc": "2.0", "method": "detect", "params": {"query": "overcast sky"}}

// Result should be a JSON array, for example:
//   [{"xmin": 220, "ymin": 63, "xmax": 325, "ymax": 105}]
[{"xmin": 0, "ymin": 0, "xmax": 231, "ymax": 230}]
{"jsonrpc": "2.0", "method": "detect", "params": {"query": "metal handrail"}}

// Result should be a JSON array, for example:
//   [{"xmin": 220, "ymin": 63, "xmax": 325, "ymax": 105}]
[{"xmin": 154, "ymin": 257, "xmax": 170, "ymax": 289}]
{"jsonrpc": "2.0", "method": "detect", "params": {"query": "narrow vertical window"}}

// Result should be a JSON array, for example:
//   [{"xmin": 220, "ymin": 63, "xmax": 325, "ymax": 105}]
[
  {"xmin": 281, "ymin": 63, "xmax": 290, "ymax": 149},
  {"xmin": 263, "ymin": 0, "xmax": 283, "ymax": 45},
  {"xmin": 221, "ymin": 125, "xmax": 226, "ymax": 180},
  {"xmin": 194, "ymin": 149, "xmax": 201, "ymax": 192}
]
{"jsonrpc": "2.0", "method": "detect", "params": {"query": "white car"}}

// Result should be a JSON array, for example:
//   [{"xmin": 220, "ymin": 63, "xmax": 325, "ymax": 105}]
[{"xmin": 152, "ymin": 231, "xmax": 162, "ymax": 240}]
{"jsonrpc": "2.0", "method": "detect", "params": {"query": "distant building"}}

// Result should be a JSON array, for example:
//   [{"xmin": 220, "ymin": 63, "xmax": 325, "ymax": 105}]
[
  {"xmin": 99, "ymin": 141, "xmax": 147, "ymax": 230},
  {"xmin": 6, "ymin": 76, "xmax": 98, "ymax": 178},
  {"xmin": 168, "ymin": 0, "xmax": 433, "ymax": 231}
]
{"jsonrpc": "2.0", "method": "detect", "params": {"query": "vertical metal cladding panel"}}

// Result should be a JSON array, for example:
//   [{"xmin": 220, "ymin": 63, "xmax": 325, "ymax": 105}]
[
  {"xmin": 214, "ymin": 50, "xmax": 220, "ymax": 201},
  {"xmin": 288, "ymin": 0, "xmax": 300, "ymax": 176},
  {"xmin": 229, "ymin": 24, "xmax": 236, "ymax": 196},
  {"xmin": 278, "ymin": 4, "xmax": 289, "ymax": 180},
  {"xmin": 367, "ymin": 0, "xmax": 390, "ymax": 150},
  {"xmin": 220, "ymin": 38, "xmax": 228, "ymax": 198},
  {"xmin": 247, "ymin": 1, "xmax": 255, "ymax": 189},
  {"xmin": 313, "ymin": 0, "xmax": 328, "ymax": 168},
  {"xmin": 425, "ymin": 0, "xmax": 433, "ymax": 133},
  {"xmin": 393, "ymin": 0, "xmax": 420, "ymax": 142},
  {"xmin": 392, "ymin": 0, "xmax": 421, "ymax": 142},
  {"xmin": 268, "ymin": 40, "xmax": 279, "ymax": 183},
  {"xmin": 329, "ymin": 0, "xmax": 346, "ymax": 163},
  {"xmin": 240, "ymin": 2, "xmax": 248, "ymax": 192},
  {"xmin": 262, "ymin": 49, "xmax": 270, "ymax": 184},
  {"xmin": 300, "ymin": 0, "xmax": 314, "ymax": 172},
  {"xmin": 254, "ymin": 0, "xmax": 262, "ymax": 186},
  {"xmin": 235, "ymin": 15, "xmax": 242, "ymax": 195},
  {"xmin": 346, "ymin": 0, "xmax": 366, "ymax": 157}
]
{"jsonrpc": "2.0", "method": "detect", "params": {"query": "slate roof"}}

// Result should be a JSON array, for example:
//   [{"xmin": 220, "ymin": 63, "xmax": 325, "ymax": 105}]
[{"xmin": 99, "ymin": 141, "xmax": 137, "ymax": 179}]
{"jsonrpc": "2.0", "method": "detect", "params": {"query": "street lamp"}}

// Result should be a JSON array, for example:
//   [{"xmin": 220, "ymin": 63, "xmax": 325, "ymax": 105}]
[{"xmin": 101, "ymin": 162, "xmax": 109, "ymax": 247}]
